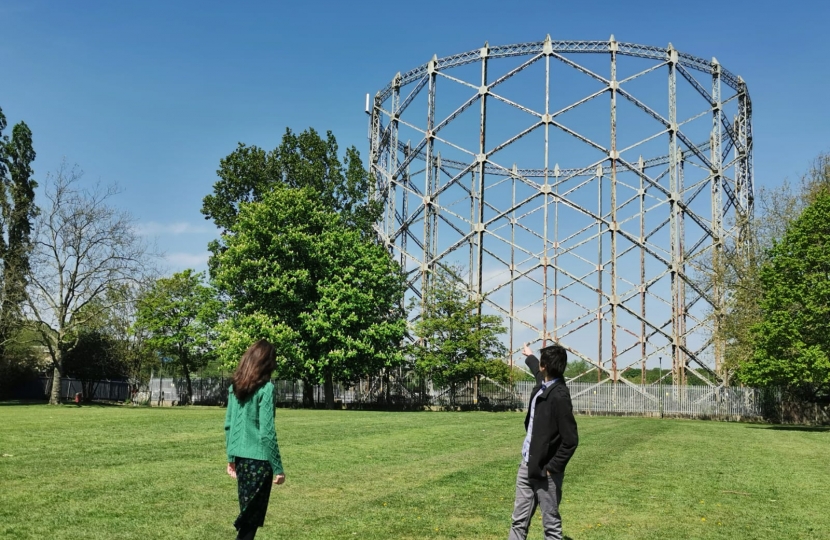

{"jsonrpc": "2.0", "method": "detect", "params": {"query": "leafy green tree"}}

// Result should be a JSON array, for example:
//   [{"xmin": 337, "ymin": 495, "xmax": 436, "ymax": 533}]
[
  {"xmin": 703, "ymin": 153, "xmax": 830, "ymax": 383},
  {"xmin": 136, "ymin": 269, "xmax": 220, "ymax": 405},
  {"xmin": 211, "ymin": 186, "xmax": 406, "ymax": 409},
  {"xmin": 511, "ymin": 365, "xmax": 537, "ymax": 382},
  {"xmin": 61, "ymin": 329, "xmax": 127, "ymax": 402},
  {"xmin": 50, "ymin": 283, "xmax": 159, "ymax": 394},
  {"xmin": 408, "ymin": 265, "xmax": 509, "ymax": 403},
  {"xmin": 0, "ymin": 107, "xmax": 37, "ymax": 362},
  {"xmin": 739, "ymin": 190, "xmax": 830, "ymax": 401},
  {"xmin": 201, "ymin": 128, "xmax": 379, "ymax": 246},
  {"xmin": 0, "ymin": 324, "xmax": 44, "ymax": 399},
  {"xmin": 101, "ymin": 283, "xmax": 159, "ymax": 388},
  {"xmin": 564, "ymin": 359, "xmax": 595, "ymax": 382}
]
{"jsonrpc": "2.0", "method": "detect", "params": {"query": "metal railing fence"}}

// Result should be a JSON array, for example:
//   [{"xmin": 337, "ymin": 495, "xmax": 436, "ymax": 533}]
[{"xmin": 141, "ymin": 376, "xmax": 771, "ymax": 420}]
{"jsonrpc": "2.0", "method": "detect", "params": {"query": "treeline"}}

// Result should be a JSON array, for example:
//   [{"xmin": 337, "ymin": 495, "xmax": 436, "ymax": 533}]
[
  {"xmin": 705, "ymin": 154, "xmax": 830, "ymax": 404},
  {"xmin": 3, "ymin": 102, "xmax": 828, "ymax": 408},
  {"xmin": 0, "ymin": 119, "xmax": 508, "ymax": 409}
]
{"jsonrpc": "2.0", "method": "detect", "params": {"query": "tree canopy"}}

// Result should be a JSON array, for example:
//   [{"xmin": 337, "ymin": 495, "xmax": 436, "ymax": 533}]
[
  {"xmin": 705, "ymin": 153, "xmax": 830, "ymax": 387},
  {"xmin": 211, "ymin": 185, "xmax": 406, "ymax": 408},
  {"xmin": 740, "ymin": 190, "xmax": 830, "ymax": 400},
  {"xmin": 136, "ymin": 269, "xmax": 220, "ymax": 404},
  {"xmin": 408, "ymin": 265, "xmax": 509, "ymax": 399},
  {"xmin": 0, "ymin": 107, "xmax": 37, "ymax": 364},
  {"xmin": 61, "ymin": 329, "xmax": 127, "ymax": 401},
  {"xmin": 201, "ymin": 127, "xmax": 379, "ymax": 240}
]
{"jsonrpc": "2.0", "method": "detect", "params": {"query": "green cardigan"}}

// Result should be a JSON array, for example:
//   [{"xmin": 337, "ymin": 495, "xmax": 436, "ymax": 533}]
[{"xmin": 224, "ymin": 381, "xmax": 284, "ymax": 475}]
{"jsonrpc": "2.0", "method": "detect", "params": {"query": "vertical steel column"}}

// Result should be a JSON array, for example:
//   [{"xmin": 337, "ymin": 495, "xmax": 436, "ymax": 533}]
[
  {"xmin": 553, "ymin": 163, "xmax": 560, "ymax": 341},
  {"xmin": 510, "ymin": 166, "xmax": 516, "ymax": 373},
  {"xmin": 422, "ymin": 56, "xmax": 438, "ymax": 310},
  {"xmin": 475, "ymin": 43, "xmax": 489, "ymax": 306},
  {"xmin": 401, "ymin": 142, "xmax": 411, "ymax": 270},
  {"xmin": 710, "ymin": 60, "xmax": 725, "ymax": 376},
  {"xmin": 677, "ymin": 157, "xmax": 687, "ymax": 386},
  {"xmin": 596, "ymin": 162, "xmax": 604, "ymax": 382},
  {"xmin": 387, "ymin": 78, "xmax": 401, "ymax": 242},
  {"xmin": 639, "ymin": 156, "xmax": 647, "ymax": 384},
  {"xmin": 432, "ymin": 153, "xmax": 440, "ymax": 262},
  {"xmin": 369, "ymin": 94, "xmax": 382, "ymax": 169},
  {"xmin": 667, "ymin": 43, "xmax": 681, "ymax": 387},
  {"xmin": 469, "ymin": 170, "xmax": 476, "ymax": 291},
  {"xmin": 473, "ymin": 44, "xmax": 489, "ymax": 408},
  {"xmin": 369, "ymin": 94, "xmax": 383, "ymax": 214},
  {"xmin": 546, "ymin": 34, "xmax": 559, "ymax": 344},
  {"xmin": 609, "ymin": 35, "xmax": 619, "ymax": 381},
  {"xmin": 542, "ymin": 39, "xmax": 551, "ymax": 348},
  {"xmin": 736, "ymin": 77, "xmax": 754, "ymax": 233}
]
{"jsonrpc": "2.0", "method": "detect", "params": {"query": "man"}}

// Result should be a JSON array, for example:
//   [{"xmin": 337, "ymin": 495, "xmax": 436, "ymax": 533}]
[{"xmin": 508, "ymin": 343, "xmax": 579, "ymax": 540}]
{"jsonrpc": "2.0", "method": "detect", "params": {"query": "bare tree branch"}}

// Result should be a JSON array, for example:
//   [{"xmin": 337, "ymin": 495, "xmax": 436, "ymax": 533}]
[{"xmin": 24, "ymin": 161, "xmax": 160, "ymax": 404}]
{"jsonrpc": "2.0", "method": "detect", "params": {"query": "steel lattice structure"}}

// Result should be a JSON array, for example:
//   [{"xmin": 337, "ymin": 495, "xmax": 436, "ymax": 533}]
[{"xmin": 368, "ymin": 36, "xmax": 753, "ymax": 387}]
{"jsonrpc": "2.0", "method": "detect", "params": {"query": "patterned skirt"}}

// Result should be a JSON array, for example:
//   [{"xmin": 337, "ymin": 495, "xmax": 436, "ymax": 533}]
[{"xmin": 234, "ymin": 457, "xmax": 274, "ymax": 530}]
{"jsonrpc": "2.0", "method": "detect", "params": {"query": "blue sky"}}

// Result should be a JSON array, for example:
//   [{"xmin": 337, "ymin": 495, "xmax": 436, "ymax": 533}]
[{"xmin": 1, "ymin": 0, "xmax": 828, "ymax": 273}]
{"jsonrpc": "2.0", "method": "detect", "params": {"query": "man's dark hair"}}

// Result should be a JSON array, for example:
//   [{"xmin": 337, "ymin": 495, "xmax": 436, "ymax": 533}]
[{"xmin": 539, "ymin": 344, "xmax": 567, "ymax": 379}]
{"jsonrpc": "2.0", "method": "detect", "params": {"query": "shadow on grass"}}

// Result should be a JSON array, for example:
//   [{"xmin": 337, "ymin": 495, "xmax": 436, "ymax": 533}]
[
  {"xmin": 0, "ymin": 400, "xmax": 124, "ymax": 408},
  {"xmin": 748, "ymin": 425, "xmax": 829, "ymax": 432},
  {"xmin": 0, "ymin": 399, "xmax": 47, "ymax": 406}
]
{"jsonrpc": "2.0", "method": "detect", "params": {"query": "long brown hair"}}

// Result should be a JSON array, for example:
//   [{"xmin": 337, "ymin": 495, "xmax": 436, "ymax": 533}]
[{"xmin": 231, "ymin": 339, "xmax": 277, "ymax": 401}]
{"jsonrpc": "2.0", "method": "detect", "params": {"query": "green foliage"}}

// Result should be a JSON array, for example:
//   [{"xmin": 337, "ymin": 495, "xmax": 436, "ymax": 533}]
[
  {"xmin": 0, "ymin": 325, "xmax": 44, "ymax": 398},
  {"xmin": 211, "ymin": 186, "xmax": 407, "ymax": 391},
  {"xmin": 103, "ymin": 284, "xmax": 159, "ymax": 385},
  {"xmin": 702, "ymin": 153, "xmax": 830, "ymax": 384},
  {"xmin": 510, "ymin": 365, "xmax": 536, "ymax": 382},
  {"xmin": 740, "ymin": 190, "xmax": 830, "ymax": 397},
  {"xmin": 0, "ymin": 107, "xmax": 37, "ymax": 357},
  {"xmin": 408, "ymin": 265, "xmax": 509, "ymax": 390},
  {"xmin": 61, "ymin": 329, "xmax": 127, "ymax": 400},
  {"xmin": 564, "ymin": 358, "xmax": 594, "ymax": 381},
  {"xmin": 136, "ymin": 270, "xmax": 221, "ymax": 402},
  {"xmin": 201, "ymin": 127, "xmax": 380, "ymax": 238}
]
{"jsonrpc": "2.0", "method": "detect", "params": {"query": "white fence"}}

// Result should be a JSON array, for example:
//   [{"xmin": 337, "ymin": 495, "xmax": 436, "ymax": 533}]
[
  {"xmin": 558, "ymin": 382, "xmax": 764, "ymax": 419},
  {"xmin": 143, "ymin": 376, "xmax": 769, "ymax": 420}
]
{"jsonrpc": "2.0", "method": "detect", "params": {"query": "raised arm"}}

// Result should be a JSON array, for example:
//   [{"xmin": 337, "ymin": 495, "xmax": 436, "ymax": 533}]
[{"xmin": 524, "ymin": 354, "xmax": 544, "ymax": 385}]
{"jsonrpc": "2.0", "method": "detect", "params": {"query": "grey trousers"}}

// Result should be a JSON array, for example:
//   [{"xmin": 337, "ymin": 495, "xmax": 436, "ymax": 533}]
[{"xmin": 507, "ymin": 461, "xmax": 564, "ymax": 540}]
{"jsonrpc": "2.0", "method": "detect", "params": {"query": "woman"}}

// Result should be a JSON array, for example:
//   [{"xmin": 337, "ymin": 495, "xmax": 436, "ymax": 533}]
[{"xmin": 224, "ymin": 339, "xmax": 285, "ymax": 540}]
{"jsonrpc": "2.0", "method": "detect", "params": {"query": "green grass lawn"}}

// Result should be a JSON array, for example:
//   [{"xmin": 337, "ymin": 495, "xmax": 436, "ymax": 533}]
[{"xmin": 0, "ymin": 405, "xmax": 827, "ymax": 540}]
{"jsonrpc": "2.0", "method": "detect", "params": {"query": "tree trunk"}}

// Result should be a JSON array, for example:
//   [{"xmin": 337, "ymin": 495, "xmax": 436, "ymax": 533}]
[
  {"xmin": 302, "ymin": 378, "xmax": 315, "ymax": 408},
  {"xmin": 324, "ymin": 371, "xmax": 335, "ymax": 410},
  {"xmin": 383, "ymin": 370, "xmax": 390, "ymax": 404},
  {"xmin": 183, "ymin": 367, "xmax": 192, "ymax": 406},
  {"xmin": 49, "ymin": 358, "xmax": 62, "ymax": 405}
]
